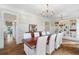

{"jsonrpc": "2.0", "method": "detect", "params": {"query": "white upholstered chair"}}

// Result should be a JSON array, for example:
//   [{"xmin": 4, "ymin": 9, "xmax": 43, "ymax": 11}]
[
  {"xmin": 24, "ymin": 36, "xmax": 48, "ymax": 55},
  {"xmin": 34, "ymin": 32, "xmax": 40, "ymax": 37},
  {"xmin": 36, "ymin": 36, "xmax": 48, "ymax": 55},
  {"xmin": 46, "ymin": 34, "xmax": 56, "ymax": 54},
  {"xmin": 60, "ymin": 32, "xmax": 64, "ymax": 44},
  {"xmin": 55, "ymin": 32, "xmax": 64, "ymax": 49},
  {"xmin": 23, "ymin": 33, "xmax": 32, "ymax": 39},
  {"xmin": 41, "ymin": 31, "xmax": 46, "ymax": 36},
  {"xmin": 46, "ymin": 31, "xmax": 50, "ymax": 35}
]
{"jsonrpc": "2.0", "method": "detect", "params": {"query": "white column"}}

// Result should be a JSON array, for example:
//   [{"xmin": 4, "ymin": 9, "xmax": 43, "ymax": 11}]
[
  {"xmin": 15, "ymin": 14, "xmax": 22, "ymax": 44},
  {"xmin": 16, "ymin": 21, "xmax": 19, "ymax": 44}
]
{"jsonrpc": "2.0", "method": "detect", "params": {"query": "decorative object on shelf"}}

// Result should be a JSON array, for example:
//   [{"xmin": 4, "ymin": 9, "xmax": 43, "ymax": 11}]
[
  {"xmin": 40, "ymin": 4, "xmax": 55, "ymax": 18},
  {"xmin": 71, "ymin": 23, "xmax": 76, "ymax": 25},
  {"xmin": 64, "ymin": 28, "xmax": 66, "ymax": 31},
  {"xmin": 55, "ymin": 22, "xmax": 59, "ymax": 26},
  {"xmin": 5, "ymin": 21, "xmax": 12, "ymax": 26},
  {"xmin": 55, "ymin": 22, "xmax": 59, "ymax": 24},
  {"xmin": 29, "ymin": 24, "xmax": 37, "ymax": 32}
]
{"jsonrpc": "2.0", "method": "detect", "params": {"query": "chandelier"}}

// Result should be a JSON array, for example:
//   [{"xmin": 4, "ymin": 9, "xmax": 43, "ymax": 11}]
[{"xmin": 40, "ymin": 4, "xmax": 55, "ymax": 18}]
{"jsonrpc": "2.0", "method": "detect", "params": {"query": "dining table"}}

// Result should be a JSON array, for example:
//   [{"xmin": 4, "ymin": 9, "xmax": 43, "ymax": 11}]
[{"xmin": 23, "ymin": 34, "xmax": 52, "ymax": 49}]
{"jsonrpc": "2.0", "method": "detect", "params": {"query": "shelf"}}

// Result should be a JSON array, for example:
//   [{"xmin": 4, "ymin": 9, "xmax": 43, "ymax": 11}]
[
  {"xmin": 63, "ymin": 36, "xmax": 76, "ymax": 40},
  {"xmin": 70, "ymin": 29, "xmax": 76, "ymax": 31}
]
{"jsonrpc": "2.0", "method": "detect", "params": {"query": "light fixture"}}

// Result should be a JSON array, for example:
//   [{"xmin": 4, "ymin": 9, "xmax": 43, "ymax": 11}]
[{"xmin": 40, "ymin": 4, "xmax": 55, "ymax": 18}]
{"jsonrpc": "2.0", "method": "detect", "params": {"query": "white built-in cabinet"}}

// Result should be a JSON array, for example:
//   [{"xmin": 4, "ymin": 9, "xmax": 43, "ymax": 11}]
[
  {"xmin": 54, "ymin": 19, "xmax": 79, "ymax": 41},
  {"xmin": 63, "ymin": 19, "xmax": 76, "ymax": 41}
]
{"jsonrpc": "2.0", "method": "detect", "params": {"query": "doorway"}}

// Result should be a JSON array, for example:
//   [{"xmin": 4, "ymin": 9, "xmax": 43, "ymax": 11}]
[
  {"xmin": 45, "ymin": 21, "xmax": 50, "ymax": 31},
  {"xmin": 3, "ymin": 12, "xmax": 17, "ymax": 48}
]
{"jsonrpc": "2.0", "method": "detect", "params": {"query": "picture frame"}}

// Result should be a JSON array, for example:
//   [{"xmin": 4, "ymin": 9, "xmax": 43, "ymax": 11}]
[{"xmin": 29, "ymin": 24, "xmax": 37, "ymax": 32}]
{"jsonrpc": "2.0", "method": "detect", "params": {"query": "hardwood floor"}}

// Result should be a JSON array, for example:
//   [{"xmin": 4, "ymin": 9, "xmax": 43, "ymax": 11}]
[
  {"xmin": 0, "ymin": 39, "xmax": 25, "ymax": 55},
  {"xmin": 51, "ymin": 44, "xmax": 79, "ymax": 55},
  {"xmin": 0, "ymin": 39, "xmax": 79, "ymax": 55}
]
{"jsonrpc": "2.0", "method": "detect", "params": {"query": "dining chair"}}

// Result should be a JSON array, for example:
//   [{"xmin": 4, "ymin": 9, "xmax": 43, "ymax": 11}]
[
  {"xmin": 55, "ymin": 32, "xmax": 64, "ymax": 49},
  {"xmin": 24, "ymin": 36, "xmax": 48, "ymax": 55},
  {"xmin": 34, "ymin": 32, "xmax": 40, "ymax": 37},
  {"xmin": 36, "ymin": 36, "xmax": 48, "ymax": 55},
  {"xmin": 23, "ymin": 33, "xmax": 32, "ymax": 39},
  {"xmin": 46, "ymin": 31, "xmax": 50, "ymax": 35},
  {"xmin": 46, "ymin": 34, "xmax": 56, "ymax": 54},
  {"xmin": 41, "ymin": 31, "xmax": 46, "ymax": 36},
  {"xmin": 60, "ymin": 32, "xmax": 64, "ymax": 44}
]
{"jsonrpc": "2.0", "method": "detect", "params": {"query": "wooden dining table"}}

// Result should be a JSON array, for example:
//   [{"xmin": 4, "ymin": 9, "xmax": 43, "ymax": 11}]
[
  {"xmin": 23, "ymin": 37, "xmax": 37, "ymax": 49},
  {"xmin": 23, "ymin": 34, "xmax": 52, "ymax": 49}
]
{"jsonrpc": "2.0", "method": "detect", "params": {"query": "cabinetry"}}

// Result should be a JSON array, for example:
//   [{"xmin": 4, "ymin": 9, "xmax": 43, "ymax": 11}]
[{"xmin": 54, "ymin": 19, "xmax": 79, "ymax": 41}]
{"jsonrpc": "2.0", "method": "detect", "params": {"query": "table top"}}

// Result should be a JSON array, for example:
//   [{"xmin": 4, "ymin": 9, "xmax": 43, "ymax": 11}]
[{"xmin": 23, "ymin": 37, "xmax": 37, "ymax": 49}]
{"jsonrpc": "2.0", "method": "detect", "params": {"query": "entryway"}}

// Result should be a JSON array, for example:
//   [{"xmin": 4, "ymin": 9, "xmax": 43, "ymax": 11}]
[{"xmin": 3, "ymin": 12, "xmax": 17, "ymax": 49}]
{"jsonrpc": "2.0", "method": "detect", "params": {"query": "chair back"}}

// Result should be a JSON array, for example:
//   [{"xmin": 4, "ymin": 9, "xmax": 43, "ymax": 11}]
[
  {"xmin": 24, "ymin": 33, "xmax": 32, "ymax": 39},
  {"xmin": 36, "ymin": 36, "xmax": 48, "ymax": 55},
  {"xmin": 47, "ymin": 34, "xmax": 56, "ymax": 54},
  {"xmin": 41, "ymin": 31, "xmax": 46, "ymax": 36},
  {"xmin": 60, "ymin": 32, "xmax": 64, "ymax": 44},
  {"xmin": 46, "ymin": 31, "xmax": 50, "ymax": 35},
  {"xmin": 34, "ymin": 32, "xmax": 40, "ymax": 37},
  {"xmin": 55, "ymin": 32, "xmax": 63, "ymax": 49}
]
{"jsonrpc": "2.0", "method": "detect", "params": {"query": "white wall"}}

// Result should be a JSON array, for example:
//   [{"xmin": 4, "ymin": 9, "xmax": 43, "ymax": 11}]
[
  {"xmin": 0, "ymin": 5, "xmax": 51, "ymax": 45},
  {"xmin": 49, "ymin": 19, "xmax": 58, "ymax": 34},
  {"xmin": 16, "ymin": 12, "xmax": 47, "ymax": 44},
  {"xmin": 0, "ymin": 11, "xmax": 4, "ymax": 48}
]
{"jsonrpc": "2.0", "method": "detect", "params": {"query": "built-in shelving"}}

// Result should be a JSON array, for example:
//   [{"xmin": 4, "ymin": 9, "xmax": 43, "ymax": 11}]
[{"xmin": 54, "ymin": 19, "xmax": 79, "ymax": 41}]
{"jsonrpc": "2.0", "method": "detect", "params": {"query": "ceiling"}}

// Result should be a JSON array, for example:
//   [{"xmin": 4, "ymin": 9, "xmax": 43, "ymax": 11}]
[{"xmin": 1, "ymin": 4, "xmax": 79, "ymax": 19}]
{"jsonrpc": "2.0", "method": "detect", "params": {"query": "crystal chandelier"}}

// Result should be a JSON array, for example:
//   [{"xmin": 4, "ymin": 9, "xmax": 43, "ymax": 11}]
[{"xmin": 41, "ymin": 4, "xmax": 55, "ymax": 18}]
